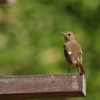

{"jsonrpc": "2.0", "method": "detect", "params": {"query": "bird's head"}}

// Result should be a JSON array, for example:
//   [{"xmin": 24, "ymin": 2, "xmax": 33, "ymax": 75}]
[{"xmin": 60, "ymin": 31, "xmax": 77, "ymax": 42}]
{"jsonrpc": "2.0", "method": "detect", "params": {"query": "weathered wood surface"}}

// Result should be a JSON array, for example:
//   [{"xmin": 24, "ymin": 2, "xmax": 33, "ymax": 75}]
[{"xmin": 0, "ymin": 73, "xmax": 86, "ymax": 100}]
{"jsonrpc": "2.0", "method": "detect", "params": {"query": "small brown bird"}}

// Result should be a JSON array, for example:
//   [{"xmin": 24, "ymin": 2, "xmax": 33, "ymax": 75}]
[{"xmin": 60, "ymin": 31, "xmax": 85, "ymax": 75}]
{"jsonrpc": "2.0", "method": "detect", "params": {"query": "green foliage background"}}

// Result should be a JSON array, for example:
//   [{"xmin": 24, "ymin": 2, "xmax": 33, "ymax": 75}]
[{"xmin": 0, "ymin": 0, "xmax": 100, "ymax": 100}]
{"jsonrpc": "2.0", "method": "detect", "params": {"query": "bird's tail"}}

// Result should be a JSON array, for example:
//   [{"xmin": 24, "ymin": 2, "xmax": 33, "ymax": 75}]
[{"xmin": 76, "ymin": 63, "xmax": 85, "ymax": 75}]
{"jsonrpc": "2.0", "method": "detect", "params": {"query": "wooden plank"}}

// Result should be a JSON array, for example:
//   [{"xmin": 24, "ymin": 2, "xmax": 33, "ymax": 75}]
[{"xmin": 0, "ymin": 73, "xmax": 86, "ymax": 99}]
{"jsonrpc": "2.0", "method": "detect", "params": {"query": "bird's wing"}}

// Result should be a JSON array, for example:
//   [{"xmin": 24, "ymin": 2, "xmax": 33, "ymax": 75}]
[
  {"xmin": 63, "ymin": 44, "xmax": 73, "ymax": 65},
  {"xmin": 63, "ymin": 43, "xmax": 82, "ymax": 65}
]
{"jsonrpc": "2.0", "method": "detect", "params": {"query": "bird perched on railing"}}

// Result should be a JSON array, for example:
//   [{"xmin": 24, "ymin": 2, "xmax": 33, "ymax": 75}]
[{"xmin": 60, "ymin": 31, "xmax": 85, "ymax": 75}]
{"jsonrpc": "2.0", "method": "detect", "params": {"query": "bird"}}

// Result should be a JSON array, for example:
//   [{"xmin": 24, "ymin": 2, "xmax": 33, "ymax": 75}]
[{"xmin": 60, "ymin": 31, "xmax": 85, "ymax": 75}]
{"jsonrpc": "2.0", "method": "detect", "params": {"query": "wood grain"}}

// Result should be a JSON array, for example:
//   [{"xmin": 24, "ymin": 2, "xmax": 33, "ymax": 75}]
[{"xmin": 0, "ymin": 73, "xmax": 86, "ymax": 99}]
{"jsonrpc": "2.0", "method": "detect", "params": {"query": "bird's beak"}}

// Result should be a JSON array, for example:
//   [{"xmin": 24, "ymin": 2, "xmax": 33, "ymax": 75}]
[{"xmin": 60, "ymin": 32, "xmax": 63, "ymax": 35}]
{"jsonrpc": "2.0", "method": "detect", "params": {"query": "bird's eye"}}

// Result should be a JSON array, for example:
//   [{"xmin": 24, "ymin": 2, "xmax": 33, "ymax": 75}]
[{"xmin": 68, "ymin": 33, "xmax": 71, "ymax": 36}]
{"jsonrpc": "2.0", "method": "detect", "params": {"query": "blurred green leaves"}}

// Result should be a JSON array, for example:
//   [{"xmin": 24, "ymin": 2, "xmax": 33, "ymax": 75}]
[{"xmin": 0, "ymin": 0, "xmax": 100, "ymax": 100}]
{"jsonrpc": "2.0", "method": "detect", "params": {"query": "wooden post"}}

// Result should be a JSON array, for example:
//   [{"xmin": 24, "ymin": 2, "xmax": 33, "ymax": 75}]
[{"xmin": 0, "ymin": 73, "xmax": 86, "ymax": 100}]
